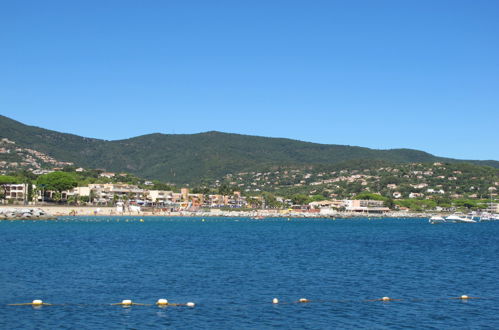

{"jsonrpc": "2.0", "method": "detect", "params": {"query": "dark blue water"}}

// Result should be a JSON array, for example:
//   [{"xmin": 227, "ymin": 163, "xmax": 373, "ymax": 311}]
[{"xmin": 1, "ymin": 217, "xmax": 499, "ymax": 329}]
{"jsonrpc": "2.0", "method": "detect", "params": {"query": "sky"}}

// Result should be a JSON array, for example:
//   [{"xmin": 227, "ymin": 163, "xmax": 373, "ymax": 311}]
[{"xmin": 0, "ymin": 0, "xmax": 498, "ymax": 160}]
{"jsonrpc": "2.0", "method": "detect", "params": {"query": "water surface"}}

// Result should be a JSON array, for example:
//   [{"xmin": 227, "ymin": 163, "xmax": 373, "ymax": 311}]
[{"xmin": 1, "ymin": 217, "xmax": 498, "ymax": 328}]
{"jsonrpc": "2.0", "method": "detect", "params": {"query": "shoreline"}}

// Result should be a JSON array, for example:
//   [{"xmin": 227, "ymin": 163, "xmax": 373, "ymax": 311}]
[{"xmin": 0, "ymin": 205, "xmax": 434, "ymax": 220}]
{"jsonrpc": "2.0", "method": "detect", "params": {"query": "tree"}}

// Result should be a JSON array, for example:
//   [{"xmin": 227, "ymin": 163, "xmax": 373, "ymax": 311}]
[
  {"xmin": 52, "ymin": 191, "xmax": 62, "ymax": 202},
  {"xmin": 151, "ymin": 182, "xmax": 174, "ymax": 191},
  {"xmin": 454, "ymin": 199, "xmax": 477, "ymax": 210},
  {"xmin": 0, "ymin": 175, "xmax": 19, "ymax": 185},
  {"xmin": 309, "ymin": 194, "xmax": 327, "ymax": 202},
  {"xmin": 385, "ymin": 198, "xmax": 395, "ymax": 209},
  {"xmin": 89, "ymin": 190, "xmax": 96, "ymax": 204},
  {"xmin": 218, "ymin": 183, "xmax": 233, "ymax": 196},
  {"xmin": 246, "ymin": 196, "xmax": 262, "ymax": 208},
  {"xmin": 291, "ymin": 194, "xmax": 309, "ymax": 205},
  {"xmin": 67, "ymin": 195, "xmax": 77, "ymax": 205},
  {"xmin": 36, "ymin": 172, "xmax": 78, "ymax": 196},
  {"xmin": 262, "ymin": 192, "xmax": 281, "ymax": 208},
  {"xmin": 192, "ymin": 186, "xmax": 211, "ymax": 195},
  {"xmin": 354, "ymin": 192, "xmax": 386, "ymax": 201}
]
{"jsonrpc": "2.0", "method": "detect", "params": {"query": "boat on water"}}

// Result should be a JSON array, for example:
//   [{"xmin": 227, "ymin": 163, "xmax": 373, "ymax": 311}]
[
  {"xmin": 445, "ymin": 213, "xmax": 477, "ymax": 223},
  {"xmin": 429, "ymin": 215, "xmax": 446, "ymax": 224},
  {"xmin": 479, "ymin": 213, "xmax": 499, "ymax": 221}
]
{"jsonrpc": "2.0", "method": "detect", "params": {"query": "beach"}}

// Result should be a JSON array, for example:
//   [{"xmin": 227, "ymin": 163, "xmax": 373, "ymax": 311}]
[{"xmin": 0, "ymin": 205, "xmax": 433, "ymax": 219}]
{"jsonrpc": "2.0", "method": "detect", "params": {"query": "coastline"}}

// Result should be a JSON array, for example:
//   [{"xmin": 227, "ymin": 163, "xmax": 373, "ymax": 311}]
[{"xmin": 0, "ymin": 205, "xmax": 433, "ymax": 219}]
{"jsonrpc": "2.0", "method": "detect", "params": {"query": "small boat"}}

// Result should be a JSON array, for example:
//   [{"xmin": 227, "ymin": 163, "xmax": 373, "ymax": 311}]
[
  {"xmin": 480, "ymin": 213, "xmax": 499, "ymax": 221},
  {"xmin": 429, "ymin": 215, "xmax": 446, "ymax": 224},
  {"xmin": 445, "ymin": 213, "xmax": 476, "ymax": 223},
  {"xmin": 479, "ymin": 213, "xmax": 493, "ymax": 221}
]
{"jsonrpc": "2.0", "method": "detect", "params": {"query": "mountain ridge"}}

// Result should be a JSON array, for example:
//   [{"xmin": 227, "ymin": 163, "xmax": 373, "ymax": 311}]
[{"xmin": 1, "ymin": 114, "xmax": 498, "ymax": 183}]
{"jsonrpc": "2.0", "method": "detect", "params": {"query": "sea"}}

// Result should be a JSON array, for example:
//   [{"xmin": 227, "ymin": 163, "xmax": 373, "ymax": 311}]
[{"xmin": 1, "ymin": 216, "xmax": 498, "ymax": 329}]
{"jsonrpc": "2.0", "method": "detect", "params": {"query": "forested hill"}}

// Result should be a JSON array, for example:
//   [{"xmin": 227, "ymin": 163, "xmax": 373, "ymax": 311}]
[{"xmin": 1, "ymin": 114, "xmax": 498, "ymax": 183}]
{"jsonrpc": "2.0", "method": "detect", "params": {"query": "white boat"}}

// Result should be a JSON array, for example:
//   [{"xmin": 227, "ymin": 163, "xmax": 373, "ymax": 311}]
[
  {"xmin": 479, "ymin": 213, "xmax": 493, "ymax": 221},
  {"xmin": 445, "ymin": 213, "xmax": 476, "ymax": 223},
  {"xmin": 481, "ymin": 213, "xmax": 499, "ymax": 221},
  {"xmin": 429, "ymin": 216, "xmax": 446, "ymax": 224}
]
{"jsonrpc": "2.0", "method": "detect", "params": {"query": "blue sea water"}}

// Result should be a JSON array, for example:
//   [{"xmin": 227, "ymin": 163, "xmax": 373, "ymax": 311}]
[{"xmin": 1, "ymin": 217, "xmax": 499, "ymax": 329}]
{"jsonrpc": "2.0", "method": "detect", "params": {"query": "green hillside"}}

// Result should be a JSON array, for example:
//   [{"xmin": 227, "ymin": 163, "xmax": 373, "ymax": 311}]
[{"xmin": 1, "ymin": 114, "xmax": 498, "ymax": 183}]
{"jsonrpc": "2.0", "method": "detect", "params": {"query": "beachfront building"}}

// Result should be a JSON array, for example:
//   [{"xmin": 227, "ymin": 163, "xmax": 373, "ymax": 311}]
[
  {"xmin": 146, "ymin": 190, "xmax": 174, "ymax": 204},
  {"xmin": 187, "ymin": 193, "xmax": 204, "ymax": 207},
  {"xmin": 87, "ymin": 183, "xmax": 145, "ymax": 204},
  {"xmin": 307, "ymin": 200, "xmax": 345, "ymax": 215},
  {"xmin": 227, "ymin": 191, "xmax": 246, "ymax": 208},
  {"xmin": 309, "ymin": 200, "xmax": 344, "ymax": 209},
  {"xmin": 205, "ymin": 194, "xmax": 228, "ymax": 207},
  {"xmin": 344, "ymin": 199, "xmax": 390, "ymax": 214},
  {"xmin": 62, "ymin": 186, "xmax": 91, "ymax": 200},
  {"xmin": 1, "ymin": 183, "xmax": 29, "ymax": 203},
  {"xmin": 181, "ymin": 188, "xmax": 190, "ymax": 200}
]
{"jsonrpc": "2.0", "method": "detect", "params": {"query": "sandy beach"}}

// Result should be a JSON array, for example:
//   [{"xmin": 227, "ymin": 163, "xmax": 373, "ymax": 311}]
[{"xmin": 0, "ymin": 205, "xmax": 432, "ymax": 219}]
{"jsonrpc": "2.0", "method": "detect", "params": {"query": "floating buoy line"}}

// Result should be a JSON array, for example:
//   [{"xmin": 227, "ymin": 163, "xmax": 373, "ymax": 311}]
[{"xmin": 5, "ymin": 295, "xmax": 485, "ymax": 308}]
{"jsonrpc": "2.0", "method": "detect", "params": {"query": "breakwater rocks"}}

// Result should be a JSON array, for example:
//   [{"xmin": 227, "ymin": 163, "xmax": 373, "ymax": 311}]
[
  {"xmin": 172, "ymin": 210, "xmax": 431, "ymax": 219},
  {"xmin": 0, "ymin": 208, "xmax": 55, "ymax": 220}
]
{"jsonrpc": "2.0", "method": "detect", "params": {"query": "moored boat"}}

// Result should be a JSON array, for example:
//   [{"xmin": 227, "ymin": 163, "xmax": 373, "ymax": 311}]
[
  {"xmin": 479, "ymin": 213, "xmax": 499, "ymax": 221},
  {"xmin": 429, "ymin": 215, "xmax": 446, "ymax": 224},
  {"xmin": 445, "ymin": 213, "xmax": 476, "ymax": 223}
]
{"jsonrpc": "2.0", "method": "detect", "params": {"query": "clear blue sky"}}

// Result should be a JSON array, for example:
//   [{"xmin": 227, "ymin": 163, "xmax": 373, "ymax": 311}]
[{"xmin": 1, "ymin": 0, "xmax": 498, "ymax": 160}]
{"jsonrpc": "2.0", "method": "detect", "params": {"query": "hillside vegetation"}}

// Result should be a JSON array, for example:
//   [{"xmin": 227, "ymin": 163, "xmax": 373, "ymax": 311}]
[{"xmin": 1, "ymin": 115, "xmax": 498, "ymax": 184}]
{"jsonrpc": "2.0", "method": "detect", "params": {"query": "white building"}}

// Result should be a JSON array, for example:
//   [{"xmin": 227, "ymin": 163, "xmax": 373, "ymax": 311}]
[
  {"xmin": 146, "ymin": 190, "xmax": 174, "ymax": 204},
  {"xmin": 1, "ymin": 183, "xmax": 28, "ymax": 202},
  {"xmin": 344, "ymin": 199, "xmax": 390, "ymax": 213}
]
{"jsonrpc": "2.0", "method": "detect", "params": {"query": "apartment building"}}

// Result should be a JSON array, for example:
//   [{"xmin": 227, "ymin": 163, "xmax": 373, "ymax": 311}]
[{"xmin": 1, "ymin": 183, "xmax": 28, "ymax": 202}]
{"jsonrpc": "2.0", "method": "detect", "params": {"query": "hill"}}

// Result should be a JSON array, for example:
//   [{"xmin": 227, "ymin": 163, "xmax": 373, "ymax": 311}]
[{"xmin": 1, "ymin": 114, "xmax": 498, "ymax": 183}]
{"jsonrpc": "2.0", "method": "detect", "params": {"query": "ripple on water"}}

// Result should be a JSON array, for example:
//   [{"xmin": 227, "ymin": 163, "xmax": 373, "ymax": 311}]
[{"xmin": 1, "ymin": 217, "xmax": 499, "ymax": 328}]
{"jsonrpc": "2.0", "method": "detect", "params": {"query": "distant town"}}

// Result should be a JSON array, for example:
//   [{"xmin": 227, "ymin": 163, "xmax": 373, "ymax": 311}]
[{"xmin": 1, "ymin": 137, "xmax": 498, "ymax": 216}]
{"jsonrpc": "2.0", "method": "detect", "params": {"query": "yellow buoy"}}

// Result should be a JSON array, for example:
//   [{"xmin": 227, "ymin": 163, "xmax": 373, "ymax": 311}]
[
  {"xmin": 381, "ymin": 297, "xmax": 391, "ymax": 301},
  {"xmin": 299, "ymin": 298, "xmax": 309, "ymax": 303},
  {"xmin": 272, "ymin": 298, "xmax": 279, "ymax": 304},
  {"xmin": 186, "ymin": 302, "xmax": 195, "ymax": 307},
  {"xmin": 140, "ymin": 219, "xmax": 144, "ymax": 222},
  {"xmin": 32, "ymin": 300, "xmax": 44, "ymax": 305},
  {"xmin": 461, "ymin": 295, "xmax": 469, "ymax": 300},
  {"xmin": 122, "ymin": 299, "xmax": 132, "ymax": 305}
]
